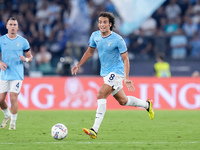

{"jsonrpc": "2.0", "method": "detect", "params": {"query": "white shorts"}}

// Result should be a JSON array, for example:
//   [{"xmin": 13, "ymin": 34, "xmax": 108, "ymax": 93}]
[
  {"xmin": 103, "ymin": 72, "xmax": 124, "ymax": 96},
  {"xmin": 0, "ymin": 80, "xmax": 23, "ymax": 94}
]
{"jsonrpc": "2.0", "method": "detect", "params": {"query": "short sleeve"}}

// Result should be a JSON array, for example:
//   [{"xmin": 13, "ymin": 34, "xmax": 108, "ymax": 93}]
[
  {"xmin": 88, "ymin": 32, "xmax": 96, "ymax": 48},
  {"xmin": 23, "ymin": 39, "xmax": 30, "ymax": 51},
  {"xmin": 118, "ymin": 38, "xmax": 127, "ymax": 53}
]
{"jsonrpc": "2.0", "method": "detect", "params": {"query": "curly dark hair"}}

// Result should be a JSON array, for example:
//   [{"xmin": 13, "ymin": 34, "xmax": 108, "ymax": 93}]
[{"xmin": 98, "ymin": 12, "xmax": 115, "ymax": 31}]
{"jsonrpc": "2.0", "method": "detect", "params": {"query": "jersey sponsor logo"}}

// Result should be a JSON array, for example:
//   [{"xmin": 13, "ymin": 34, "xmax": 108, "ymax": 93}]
[{"xmin": 107, "ymin": 41, "xmax": 113, "ymax": 47}]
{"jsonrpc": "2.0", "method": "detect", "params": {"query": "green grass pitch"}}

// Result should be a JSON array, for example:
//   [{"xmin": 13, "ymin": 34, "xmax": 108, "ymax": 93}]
[{"xmin": 0, "ymin": 110, "xmax": 199, "ymax": 150}]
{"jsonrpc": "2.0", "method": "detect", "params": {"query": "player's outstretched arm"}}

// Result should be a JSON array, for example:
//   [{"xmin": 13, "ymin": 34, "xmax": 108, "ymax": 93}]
[
  {"xmin": 71, "ymin": 65, "xmax": 80, "ymax": 75},
  {"xmin": 71, "ymin": 47, "xmax": 95, "ymax": 75}
]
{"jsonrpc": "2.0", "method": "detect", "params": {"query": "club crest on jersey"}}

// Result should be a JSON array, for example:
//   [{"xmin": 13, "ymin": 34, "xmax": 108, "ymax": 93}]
[
  {"xmin": 107, "ymin": 41, "xmax": 112, "ymax": 47},
  {"xmin": 17, "ymin": 43, "xmax": 20, "ymax": 47}
]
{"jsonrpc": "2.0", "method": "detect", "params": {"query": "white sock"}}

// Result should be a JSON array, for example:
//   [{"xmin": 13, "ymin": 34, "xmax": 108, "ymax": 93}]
[
  {"xmin": 92, "ymin": 99, "xmax": 107, "ymax": 133},
  {"xmin": 126, "ymin": 96, "xmax": 148, "ymax": 109},
  {"xmin": 2, "ymin": 108, "xmax": 11, "ymax": 118},
  {"xmin": 10, "ymin": 114, "xmax": 17, "ymax": 126}
]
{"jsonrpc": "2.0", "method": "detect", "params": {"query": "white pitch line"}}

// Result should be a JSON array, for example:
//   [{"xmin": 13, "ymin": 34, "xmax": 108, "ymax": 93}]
[{"xmin": 0, "ymin": 141, "xmax": 199, "ymax": 145}]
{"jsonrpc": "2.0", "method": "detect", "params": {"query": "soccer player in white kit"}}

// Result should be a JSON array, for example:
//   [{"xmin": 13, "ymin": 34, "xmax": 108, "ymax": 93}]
[
  {"xmin": 0, "ymin": 17, "xmax": 33, "ymax": 130},
  {"xmin": 71, "ymin": 12, "xmax": 154, "ymax": 139}
]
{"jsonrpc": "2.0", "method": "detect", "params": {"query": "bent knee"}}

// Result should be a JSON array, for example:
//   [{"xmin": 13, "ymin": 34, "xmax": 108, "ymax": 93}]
[
  {"xmin": 118, "ymin": 99, "xmax": 127, "ymax": 106},
  {"xmin": 0, "ymin": 100, "xmax": 4, "ymax": 105},
  {"xmin": 0, "ymin": 99, "xmax": 6, "ymax": 105}
]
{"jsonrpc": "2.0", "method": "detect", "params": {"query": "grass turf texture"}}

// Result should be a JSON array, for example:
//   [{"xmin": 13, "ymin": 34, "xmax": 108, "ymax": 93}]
[{"xmin": 0, "ymin": 110, "xmax": 199, "ymax": 150}]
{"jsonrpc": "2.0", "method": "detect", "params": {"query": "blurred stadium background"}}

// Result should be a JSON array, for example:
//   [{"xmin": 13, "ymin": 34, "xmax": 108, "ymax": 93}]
[
  {"xmin": 0, "ymin": 2, "xmax": 200, "ymax": 149},
  {"xmin": 0, "ymin": 0, "xmax": 200, "ymax": 111},
  {"xmin": 1, "ymin": 0, "xmax": 200, "ymax": 77}
]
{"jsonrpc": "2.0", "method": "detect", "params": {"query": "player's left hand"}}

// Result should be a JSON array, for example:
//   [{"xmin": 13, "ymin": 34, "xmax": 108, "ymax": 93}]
[
  {"xmin": 124, "ymin": 79, "xmax": 135, "ymax": 93},
  {"xmin": 19, "ymin": 55, "xmax": 26, "ymax": 62}
]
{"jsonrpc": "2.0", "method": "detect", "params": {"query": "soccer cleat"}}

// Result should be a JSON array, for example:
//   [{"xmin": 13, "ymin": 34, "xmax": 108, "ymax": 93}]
[
  {"xmin": 1, "ymin": 117, "xmax": 11, "ymax": 128},
  {"xmin": 83, "ymin": 128, "xmax": 97, "ymax": 139},
  {"xmin": 146, "ymin": 99, "xmax": 155, "ymax": 120},
  {"xmin": 9, "ymin": 124, "xmax": 16, "ymax": 130}
]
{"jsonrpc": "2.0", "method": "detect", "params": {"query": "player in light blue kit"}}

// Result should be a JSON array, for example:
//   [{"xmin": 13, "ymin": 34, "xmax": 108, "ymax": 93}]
[
  {"xmin": 71, "ymin": 12, "xmax": 154, "ymax": 139},
  {"xmin": 0, "ymin": 17, "xmax": 33, "ymax": 130}
]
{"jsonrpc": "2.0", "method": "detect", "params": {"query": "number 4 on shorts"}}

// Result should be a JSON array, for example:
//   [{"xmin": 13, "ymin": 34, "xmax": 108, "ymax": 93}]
[{"xmin": 16, "ymin": 82, "xmax": 19, "ymax": 88}]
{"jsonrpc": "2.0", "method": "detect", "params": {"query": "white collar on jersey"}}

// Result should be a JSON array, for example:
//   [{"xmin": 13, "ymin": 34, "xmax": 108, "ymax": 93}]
[{"xmin": 6, "ymin": 34, "xmax": 18, "ymax": 40}]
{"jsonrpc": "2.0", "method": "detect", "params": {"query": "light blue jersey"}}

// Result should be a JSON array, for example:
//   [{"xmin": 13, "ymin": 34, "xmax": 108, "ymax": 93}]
[
  {"xmin": 89, "ymin": 31, "xmax": 127, "ymax": 77},
  {"xmin": 0, "ymin": 35, "xmax": 30, "ymax": 80}
]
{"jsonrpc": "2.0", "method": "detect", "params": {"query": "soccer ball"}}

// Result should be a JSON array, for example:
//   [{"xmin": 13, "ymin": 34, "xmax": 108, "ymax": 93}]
[{"xmin": 51, "ymin": 123, "xmax": 68, "ymax": 140}]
